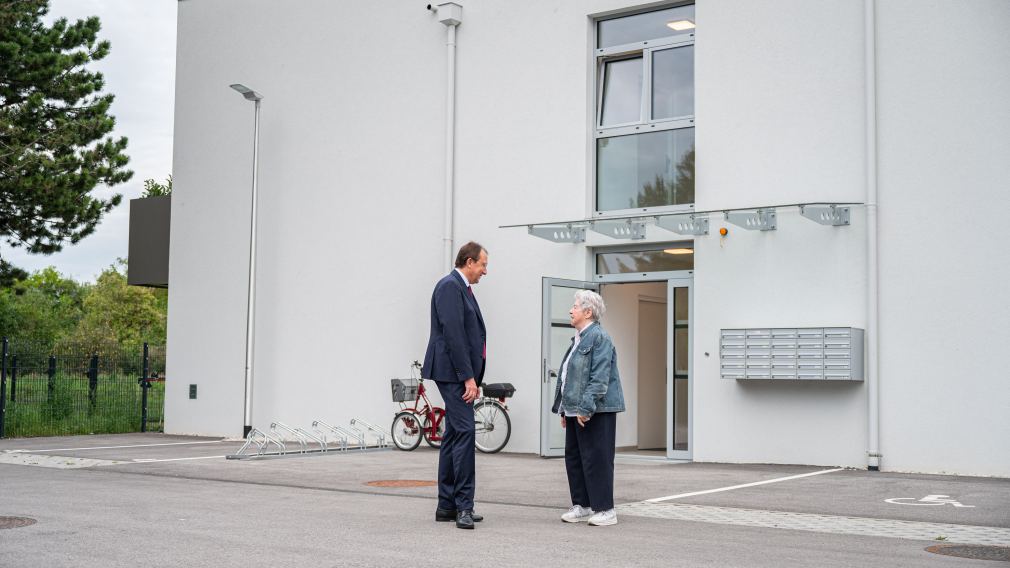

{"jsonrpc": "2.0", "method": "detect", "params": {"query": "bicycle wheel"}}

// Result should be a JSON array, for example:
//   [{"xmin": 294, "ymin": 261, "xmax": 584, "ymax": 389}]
[
  {"xmin": 423, "ymin": 407, "xmax": 445, "ymax": 448},
  {"xmin": 391, "ymin": 411, "xmax": 423, "ymax": 451},
  {"xmin": 473, "ymin": 400, "xmax": 511, "ymax": 454}
]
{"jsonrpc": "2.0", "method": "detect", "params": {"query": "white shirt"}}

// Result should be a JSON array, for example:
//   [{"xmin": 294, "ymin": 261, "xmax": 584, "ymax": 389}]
[
  {"xmin": 454, "ymin": 268, "xmax": 471, "ymax": 290},
  {"xmin": 558, "ymin": 321, "xmax": 593, "ymax": 417}
]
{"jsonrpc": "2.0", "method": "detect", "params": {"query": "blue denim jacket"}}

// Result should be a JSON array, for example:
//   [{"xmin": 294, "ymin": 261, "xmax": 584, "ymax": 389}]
[{"xmin": 551, "ymin": 322, "xmax": 626, "ymax": 417}]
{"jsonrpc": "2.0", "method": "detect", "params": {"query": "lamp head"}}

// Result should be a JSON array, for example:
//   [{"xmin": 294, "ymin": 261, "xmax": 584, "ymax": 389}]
[{"xmin": 230, "ymin": 83, "xmax": 263, "ymax": 101}]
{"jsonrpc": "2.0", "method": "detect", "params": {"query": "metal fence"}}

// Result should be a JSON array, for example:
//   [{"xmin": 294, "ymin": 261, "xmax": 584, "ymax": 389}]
[{"xmin": 0, "ymin": 337, "xmax": 166, "ymax": 439}]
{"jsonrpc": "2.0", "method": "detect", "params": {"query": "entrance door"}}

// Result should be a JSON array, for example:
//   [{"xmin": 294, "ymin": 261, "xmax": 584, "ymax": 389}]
[
  {"xmin": 667, "ymin": 278, "xmax": 692, "ymax": 459},
  {"xmin": 541, "ymin": 278, "xmax": 599, "ymax": 457}
]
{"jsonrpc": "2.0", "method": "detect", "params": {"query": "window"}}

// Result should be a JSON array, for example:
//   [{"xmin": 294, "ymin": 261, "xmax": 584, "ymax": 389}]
[
  {"xmin": 595, "ymin": 5, "xmax": 695, "ymax": 214},
  {"xmin": 596, "ymin": 245, "xmax": 695, "ymax": 275}
]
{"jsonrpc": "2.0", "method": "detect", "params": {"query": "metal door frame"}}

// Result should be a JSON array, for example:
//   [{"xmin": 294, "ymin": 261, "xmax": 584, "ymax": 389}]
[
  {"xmin": 667, "ymin": 277, "xmax": 693, "ymax": 460},
  {"xmin": 541, "ymin": 277, "xmax": 599, "ymax": 457}
]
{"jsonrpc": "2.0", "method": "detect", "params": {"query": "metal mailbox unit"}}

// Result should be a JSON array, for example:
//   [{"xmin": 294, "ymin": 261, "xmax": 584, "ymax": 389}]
[{"xmin": 720, "ymin": 328, "xmax": 865, "ymax": 381}]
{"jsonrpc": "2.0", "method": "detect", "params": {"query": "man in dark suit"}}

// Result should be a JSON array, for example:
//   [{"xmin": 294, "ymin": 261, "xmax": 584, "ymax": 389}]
[{"xmin": 422, "ymin": 241, "xmax": 488, "ymax": 529}]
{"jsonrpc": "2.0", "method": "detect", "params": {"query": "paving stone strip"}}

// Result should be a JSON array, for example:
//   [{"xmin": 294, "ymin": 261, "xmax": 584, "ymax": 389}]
[
  {"xmin": 0, "ymin": 451, "xmax": 126, "ymax": 469},
  {"xmin": 617, "ymin": 501, "xmax": 1010, "ymax": 547}
]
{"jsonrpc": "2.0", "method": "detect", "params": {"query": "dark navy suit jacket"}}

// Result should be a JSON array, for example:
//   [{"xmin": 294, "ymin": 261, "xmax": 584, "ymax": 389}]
[{"xmin": 422, "ymin": 270, "xmax": 486, "ymax": 385}]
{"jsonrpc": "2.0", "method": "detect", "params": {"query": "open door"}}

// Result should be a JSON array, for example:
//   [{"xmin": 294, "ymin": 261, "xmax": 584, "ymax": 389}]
[{"xmin": 541, "ymin": 278, "xmax": 599, "ymax": 457}]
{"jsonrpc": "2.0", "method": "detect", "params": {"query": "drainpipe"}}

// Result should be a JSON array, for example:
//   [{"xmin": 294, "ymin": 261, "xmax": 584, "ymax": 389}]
[
  {"xmin": 433, "ymin": 3, "xmax": 463, "ymax": 268},
  {"xmin": 864, "ymin": 0, "xmax": 881, "ymax": 471}
]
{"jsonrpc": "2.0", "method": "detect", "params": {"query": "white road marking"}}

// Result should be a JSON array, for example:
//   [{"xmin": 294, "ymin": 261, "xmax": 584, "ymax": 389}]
[
  {"xmin": 646, "ymin": 468, "xmax": 845, "ymax": 503},
  {"xmin": 131, "ymin": 455, "xmax": 227, "ymax": 463},
  {"xmin": 5, "ymin": 440, "xmax": 226, "ymax": 453},
  {"xmin": 885, "ymin": 494, "xmax": 975, "ymax": 508},
  {"xmin": 619, "ymin": 501, "xmax": 1010, "ymax": 546}
]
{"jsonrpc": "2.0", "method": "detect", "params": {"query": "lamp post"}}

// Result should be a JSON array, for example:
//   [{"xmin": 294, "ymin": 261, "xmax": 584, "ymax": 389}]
[{"xmin": 230, "ymin": 83, "xmax": 262, "ymax": 439}]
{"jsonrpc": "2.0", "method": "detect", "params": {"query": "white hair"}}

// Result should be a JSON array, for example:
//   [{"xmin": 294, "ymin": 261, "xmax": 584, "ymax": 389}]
[{"xmin": 574, "ymin": 289, "xmax": 606, "ymax": 321}]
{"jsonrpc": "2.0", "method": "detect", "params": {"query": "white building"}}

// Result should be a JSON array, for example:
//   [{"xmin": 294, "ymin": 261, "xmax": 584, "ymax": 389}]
[{"xmin": 166, "ymin": 0, "xmax": 1010, "ymax": 477}]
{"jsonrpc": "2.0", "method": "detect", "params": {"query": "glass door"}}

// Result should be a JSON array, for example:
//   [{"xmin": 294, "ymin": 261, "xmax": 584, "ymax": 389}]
[
  {"xmin": 541, "ymin": 278, "xmax": 599, "ymax": 457},
  {"xmin": 667, "ymin": 278, "xmax": 692, "ymax": 459}
]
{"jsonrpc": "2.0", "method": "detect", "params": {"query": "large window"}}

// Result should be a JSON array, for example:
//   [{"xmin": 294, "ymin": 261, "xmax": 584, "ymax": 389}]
[{"xmin": 595, "ymin": 5, "xmax": 695, "ymax": 214}]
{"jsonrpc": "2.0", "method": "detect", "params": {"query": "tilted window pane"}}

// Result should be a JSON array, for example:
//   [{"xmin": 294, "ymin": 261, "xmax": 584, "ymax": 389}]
[
  {"xmin": 601, "ymin": 57, "xmax": 643, "ymax": 126},
  {"xmin": 597, "ymin": 128, "xmax": 695, "ymax": 211},
  {"xmin": 596, "ymin": 248, "xmax": 694, "ymax": 275},
  {"xmin": 598, "ymin": 5, "xmax": 696, "ymax": 49},
  {"xmin": 550, "ymin": 286, "xmax": 583, "ymax": 323},
  {"xmin": 652, "ymin": 45, "xmax": 694, "ymax": 120}
]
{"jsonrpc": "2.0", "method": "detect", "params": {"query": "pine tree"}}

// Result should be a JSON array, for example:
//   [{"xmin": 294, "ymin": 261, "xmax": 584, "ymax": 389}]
[{"xmin": 0, "ymin": 0, "xmax": 132, "ymax": 286}]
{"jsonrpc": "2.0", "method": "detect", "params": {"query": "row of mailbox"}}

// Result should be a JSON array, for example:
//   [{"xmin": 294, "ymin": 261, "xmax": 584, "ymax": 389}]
[{"xmin": 720, "ymin": 328, "xmax": 865, "ymax": 381}]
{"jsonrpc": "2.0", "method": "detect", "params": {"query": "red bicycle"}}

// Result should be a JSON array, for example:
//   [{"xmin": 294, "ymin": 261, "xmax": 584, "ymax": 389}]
[{"xmin": 390, "ymin": 361, "xmax": 514, "ymax": 453}]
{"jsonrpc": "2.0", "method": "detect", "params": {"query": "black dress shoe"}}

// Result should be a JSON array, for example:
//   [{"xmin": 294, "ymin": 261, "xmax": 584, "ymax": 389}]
[
  {"xmin": 437, "ymin": 508, "xmax": 483, "ymax": 522},
  {"xmin": 435, "ymin": 508, "xmax": 455, "ymax": 522},
  {"xmin": 456, "ymin": 510, "xmax": 475, "ymax": 529}
]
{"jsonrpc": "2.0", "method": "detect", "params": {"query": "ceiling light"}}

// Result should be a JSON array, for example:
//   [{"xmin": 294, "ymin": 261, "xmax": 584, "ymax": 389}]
[
  {"xmin": 664, "ymin": 248, "xmax": 694, "ymax": 255},
  {"xmin": 666, "ymin": 19, "xmax": 695, "ymax": 31}
]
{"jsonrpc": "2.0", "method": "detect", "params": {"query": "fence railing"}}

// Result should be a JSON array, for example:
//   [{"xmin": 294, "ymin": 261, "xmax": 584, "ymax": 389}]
[{"xmin": 0, "ymin": 337, "xmax": 166, "ymax": 439}]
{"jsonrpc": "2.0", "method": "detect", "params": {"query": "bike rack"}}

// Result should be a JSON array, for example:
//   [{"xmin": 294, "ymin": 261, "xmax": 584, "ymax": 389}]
[
  {"xmin": 270, "ymin": 421, "xmax": 309, "ymax": 453},
  {"xmin": 226, "ymin": 418, "xmax": 390, "ymax": 460},
  {"xmin": 312, "ymin": 420, "xmax": 349, "ymax": 451},
  {"xmin": 350, "ymin": 418, "xmax": 388, "ymax": 448},
  {"xmin": 229, "ymin": 427, "xmax": 286, "ymax": 459}
]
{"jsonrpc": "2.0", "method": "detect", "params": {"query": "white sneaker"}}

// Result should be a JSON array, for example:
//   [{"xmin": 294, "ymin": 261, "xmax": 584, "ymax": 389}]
[
  {"xmin": 587, "ymin": 508, "xmax": 618, "ymax": 526},
  {"xmin": 561, "ymin": 505, "xmax": 594, "ymax": 523}
]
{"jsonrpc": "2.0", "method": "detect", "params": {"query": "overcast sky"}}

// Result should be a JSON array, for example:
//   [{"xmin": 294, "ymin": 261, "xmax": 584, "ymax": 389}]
[{"xmin": 2, "ymin": 0, "xmax": 177, "ymax": 282}]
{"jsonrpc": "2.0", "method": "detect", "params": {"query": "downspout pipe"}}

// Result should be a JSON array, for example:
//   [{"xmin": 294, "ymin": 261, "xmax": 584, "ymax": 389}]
[
  {"xmin": 864, "ymin": 0, "xmax": 881, "ymax": 471},
  {"xmin": 434, "ymin": 3, "xmax": 463, "ymax": 268}
]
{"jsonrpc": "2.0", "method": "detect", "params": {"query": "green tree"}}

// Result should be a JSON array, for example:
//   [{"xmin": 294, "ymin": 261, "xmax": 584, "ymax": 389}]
[
  {"xmin": 0, "ymin": 266, "xmax": 85, "ymax": 346},
  {"xmin": 61, "ymin": 261, "xmax": 165, "ymax": 353},
  {"xmin": 0, "ymin": 0, "xmax": 132, "ymax": 287},
  {"xmin": 141, "ymin": 175, "xmax": 172, "ymax": 197}
]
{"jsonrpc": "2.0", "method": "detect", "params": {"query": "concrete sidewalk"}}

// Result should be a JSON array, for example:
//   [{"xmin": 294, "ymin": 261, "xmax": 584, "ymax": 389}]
[{"xmin": 1, "ymin": 433, "xmax": 1007, "ymax": 567}]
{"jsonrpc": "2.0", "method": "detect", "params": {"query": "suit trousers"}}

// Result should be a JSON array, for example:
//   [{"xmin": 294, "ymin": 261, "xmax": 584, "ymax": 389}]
[
  {"xmin": 564, "ymin": 412, "xmax": 617, "ymax": 511},
  {"xmin": 435, "ymin": 380, "xmax": 476, "ymax": 511}
]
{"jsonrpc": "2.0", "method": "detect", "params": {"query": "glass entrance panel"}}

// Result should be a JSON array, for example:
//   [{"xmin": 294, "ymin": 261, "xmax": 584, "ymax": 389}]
[
  {"xmin": 541, "ymin": 278, "xmax": 599, "ymax": 457},
  {"xmin": 667, "ymin": 278, "xmax": 692, "ymax": 459}
]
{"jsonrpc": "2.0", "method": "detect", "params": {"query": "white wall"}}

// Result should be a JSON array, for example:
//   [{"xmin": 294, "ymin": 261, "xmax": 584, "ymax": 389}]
[
  {"xmin": 874, "ymin": 0, "xmax": 1010, "ymax": 476},
  {"xmin": 168, "ymin": 0, "xmax": 1010, "ymax": 475},
  {"xmin": 167, "ymin": 0, "xmax": 600, "ymax": 450},
  {"xmin": 691, "ymin": 0, "xmax": 869, "ymax": 467}
]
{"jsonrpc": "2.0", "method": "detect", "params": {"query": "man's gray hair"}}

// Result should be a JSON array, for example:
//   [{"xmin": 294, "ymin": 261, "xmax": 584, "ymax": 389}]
[{"xmin": 574, "ymin": 289, "xmax": 606, "ymax": 321}]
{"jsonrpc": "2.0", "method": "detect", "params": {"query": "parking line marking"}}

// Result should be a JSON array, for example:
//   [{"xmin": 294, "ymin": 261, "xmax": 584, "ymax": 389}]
[
  {"xmin": 131, "ymin": 455, "xmax": 227, "ymax": 463},
  {"xmin": 6, "ymin": 440, "xmax": 227, "ymax": 453},
  {"xmin": 646, "ymin": 468, "xmax": 845, "ymax": 503}
]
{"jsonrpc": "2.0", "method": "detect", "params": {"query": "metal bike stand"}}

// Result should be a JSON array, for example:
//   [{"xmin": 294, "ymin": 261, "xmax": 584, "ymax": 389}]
[
  {"xmin": 226, "ymin": 419, "xmax": 391, "ymax": 460},
  {"xmin": 227, "ymin": 427, "xmax": 286, "ymax": 459},
  {"xmin": 312, "ymin": 420, "xmax": 349, "ymax": 451},
  {"xmin": 350, "ymin": 418, "xmax": 388, "ymax": 448}
]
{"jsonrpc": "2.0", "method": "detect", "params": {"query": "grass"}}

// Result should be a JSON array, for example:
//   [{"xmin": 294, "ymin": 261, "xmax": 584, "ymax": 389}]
[{"xmin": 2, "ymin": 372, "xmax": 165, "ymax": 438}]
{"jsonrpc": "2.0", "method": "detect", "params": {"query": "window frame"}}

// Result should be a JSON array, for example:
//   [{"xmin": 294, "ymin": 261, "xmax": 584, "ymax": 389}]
[
  {"xmin": 591, "ymin": 242, "xmax": 695, "ymax": 283},
  {"xmin": 592, "ymin": 11, "xmax": 696, "ymax": 218}
]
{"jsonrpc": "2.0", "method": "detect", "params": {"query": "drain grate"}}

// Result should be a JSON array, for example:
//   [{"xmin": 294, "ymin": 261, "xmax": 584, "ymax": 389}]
[
  {"xmin": 365, "ymin": 480, "xmax": 436, "ymax": 488},
  {"xmin": 926, "ymin": 545, "xmax": 1010, "ymax": 562},
  {"xmin": 0, "ymin": 517, "xmax": 37, "ymax": 530}
]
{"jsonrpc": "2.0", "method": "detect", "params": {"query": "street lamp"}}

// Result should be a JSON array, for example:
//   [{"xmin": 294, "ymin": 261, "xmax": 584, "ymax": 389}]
[{"xmin": 230, "ymin": 83, "xmax": 262, "ymax": 439}]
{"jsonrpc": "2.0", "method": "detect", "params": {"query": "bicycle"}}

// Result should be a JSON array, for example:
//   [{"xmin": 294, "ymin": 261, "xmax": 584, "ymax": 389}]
[{"xmin": 390, "ymin": 361, "xmax": 515, "ymax": 454}]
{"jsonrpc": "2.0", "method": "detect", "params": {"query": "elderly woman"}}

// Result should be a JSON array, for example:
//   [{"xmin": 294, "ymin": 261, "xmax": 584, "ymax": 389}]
[{"xmin": 552, "ymin": 289, "xmax": 625, "ymax": 526}]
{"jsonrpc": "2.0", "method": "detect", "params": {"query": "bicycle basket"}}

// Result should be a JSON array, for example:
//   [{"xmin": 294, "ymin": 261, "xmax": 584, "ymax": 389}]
[
  {"xmin": 391, "ymin": 378, "xmax": 419, "ymax": 402},
  {"xmin": 481, "ymin": 382, "xmax": 515, "ymax": 399}
]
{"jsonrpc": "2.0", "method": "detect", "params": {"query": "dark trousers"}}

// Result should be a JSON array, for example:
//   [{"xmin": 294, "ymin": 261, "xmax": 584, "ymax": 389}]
[
  {"xmin": 435, "ymin": 380, "xmax": 476, "ymax": 511},
  {"xmin": 564, "ymin": 412, "xmax": 616, "ymax": 511}
]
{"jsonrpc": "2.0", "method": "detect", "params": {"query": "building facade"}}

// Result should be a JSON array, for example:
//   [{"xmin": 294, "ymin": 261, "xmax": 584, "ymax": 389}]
[{"xmin": 167, "ymin": 0, "xmax": 1010, "ymax": 476}]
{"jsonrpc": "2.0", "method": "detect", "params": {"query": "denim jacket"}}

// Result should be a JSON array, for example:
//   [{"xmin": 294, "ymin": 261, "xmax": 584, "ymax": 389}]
[{"xmin": 551, "ymin": 322, "xmax": 626, "ymax": 417}]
